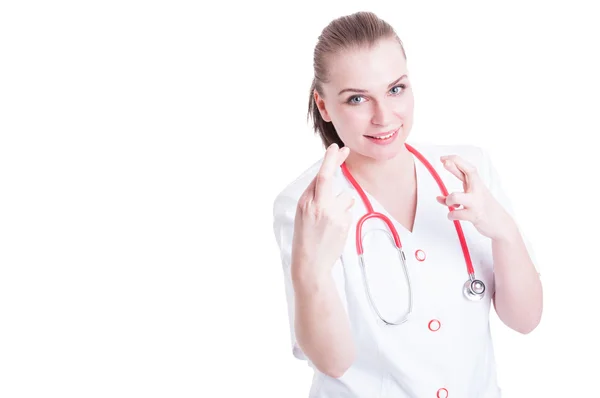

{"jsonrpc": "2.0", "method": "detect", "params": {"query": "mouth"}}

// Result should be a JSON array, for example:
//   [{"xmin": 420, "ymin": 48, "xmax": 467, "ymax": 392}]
[{"xmin": 364, "ymin": 128, "xmax": 400, "ymax": 141}]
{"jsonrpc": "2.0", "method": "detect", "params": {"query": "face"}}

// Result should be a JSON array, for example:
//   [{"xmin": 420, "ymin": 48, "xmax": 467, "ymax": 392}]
[{"xmin": 315, "ymin": 38, "xmax": 414, "ymax": 163}]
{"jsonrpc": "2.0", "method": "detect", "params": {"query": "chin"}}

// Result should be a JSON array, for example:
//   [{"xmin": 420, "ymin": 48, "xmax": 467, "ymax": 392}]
[
  {"xmin": 355, "ymin": 146, "xmax": 403, "ymax": 163},
  {"xmin": 376, "ymin": 150, "xmax": 403, "ymax": 161},
  {"xmin": 369, "ymin": 140, "xmax": 407, "ymax": 161}
]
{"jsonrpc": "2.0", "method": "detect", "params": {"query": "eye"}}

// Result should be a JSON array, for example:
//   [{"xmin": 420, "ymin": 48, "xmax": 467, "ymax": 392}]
[
  {"xmin": 390, "ymin": 84, "xmax": 406, "ymax": 95},
  {"xmin": 347, "ymin": 95, "xmax": 365, "ymax": 105}
]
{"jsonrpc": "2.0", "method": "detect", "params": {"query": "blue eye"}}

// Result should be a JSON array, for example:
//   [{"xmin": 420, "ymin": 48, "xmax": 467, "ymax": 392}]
[
  {"xmin": 390, "ymin": 84, "xmax": 406, "ymax": 95},
  {"xmin": 346, "ymin": 84, "xmax": 407, "ymax": 105},
  {"xmin": 348, "ymin": 96, "xmax": 365, "ymax": 104}
]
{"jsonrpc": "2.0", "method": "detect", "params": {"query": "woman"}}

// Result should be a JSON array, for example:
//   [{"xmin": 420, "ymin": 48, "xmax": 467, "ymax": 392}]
[{"xmin": 272, "ymin": 11, "xmax": 542, "ymax": 398}]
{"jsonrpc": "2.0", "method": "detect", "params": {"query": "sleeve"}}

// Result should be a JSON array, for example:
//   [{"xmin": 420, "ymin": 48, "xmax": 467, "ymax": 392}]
[
  {"xmin": 272, "ymin": 192, "xmax": 349, "ymax": 361},
  {"xmin": 478, "ymin": 146, "xmax": 542, "ymax": 277}
]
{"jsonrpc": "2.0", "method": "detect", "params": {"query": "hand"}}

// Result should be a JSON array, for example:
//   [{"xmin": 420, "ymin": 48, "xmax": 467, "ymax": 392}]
[
  {"xmin": 435, "ymin": 154, "xmax": 517, "ymax": 241},
  {"xmin": 291, "ymin": 144, "xmax": 355, "ymax": 280}
]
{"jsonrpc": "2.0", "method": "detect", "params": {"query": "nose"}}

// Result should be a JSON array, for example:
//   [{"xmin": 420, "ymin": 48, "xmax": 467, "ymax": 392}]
[{"xmin": 371, "ymin": 100, "xmax": 395, "ymax": 126}]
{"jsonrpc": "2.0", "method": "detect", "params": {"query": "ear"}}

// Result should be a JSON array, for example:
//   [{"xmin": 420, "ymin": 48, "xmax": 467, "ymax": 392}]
[{"xmin": 314, "ymin": 90, "xmax": 332, "ymax": 122}]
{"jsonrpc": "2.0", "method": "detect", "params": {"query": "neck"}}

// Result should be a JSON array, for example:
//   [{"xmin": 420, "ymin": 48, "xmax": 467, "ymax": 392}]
[{"xmin": 344, "ymin": 144, "xmax": 415, "ymax": 190}]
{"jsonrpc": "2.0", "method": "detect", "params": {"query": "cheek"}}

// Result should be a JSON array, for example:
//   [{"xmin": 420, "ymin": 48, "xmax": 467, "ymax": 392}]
[
  {"xmin": 396, "ymin": 94, "xmax": 415, "ymax": 116},
  {"xmin": 331, "ymin": 104, "xmax": 368, "ymax": 129},
  {"xmin": 330, "ymin": 106, "xmax": 370, "ymax": 143},
  {"xmin": 339, "ymin": 105, "xmax": 372, "ymax": 124},
  {"xmin": 407, "ymin": 95, "xmax": 415, "ymax": 112}
]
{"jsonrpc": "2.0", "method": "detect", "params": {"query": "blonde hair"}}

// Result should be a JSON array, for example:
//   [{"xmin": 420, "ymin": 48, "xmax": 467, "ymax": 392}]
[{"xmin": 307, "ymin": 11, "xmax": 407, "ymax": 148}]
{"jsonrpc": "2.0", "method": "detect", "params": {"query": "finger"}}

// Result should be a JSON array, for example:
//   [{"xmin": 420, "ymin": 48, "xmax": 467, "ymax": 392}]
[
  {"xmin": 302, "ymin": 175, "xmax": 318, "ymax": 202},
  {"xmin": 336, "ymin": 191, "xmax": 356, "ymax": 212},
  {"xmin": 440, "ymin": 157, "xmax": 465, "ymax": 183},
  {"xmin": 436, "ymin": 195, "xmax": 461, "ymax": 208},
  {"xmin": 440, "ymin": 154, "xmax": 477, "ymax": 174},
  {"xmin": 440, "ymin": 155, "xmax": 480, "ymax": 192},
  {"xmin": 444, "ymin": 192, "xmax": 474, "ymax": 208},
  {"xmin": 313, "ymin": 144, "xmax": 338, "ymax": 202},
  {"xmin": 447, "ymin": 208, "xmax": 472, "ymax": 222},
  {"xmin": 314, "ymin": 144, "xmax": 350, "ymax": 202}
]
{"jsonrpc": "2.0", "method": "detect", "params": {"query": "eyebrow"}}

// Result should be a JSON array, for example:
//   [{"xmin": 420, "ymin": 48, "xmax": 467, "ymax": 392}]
[{"xmin": 338, "ymin": 74, "xmax": 407, "ymax": 96}]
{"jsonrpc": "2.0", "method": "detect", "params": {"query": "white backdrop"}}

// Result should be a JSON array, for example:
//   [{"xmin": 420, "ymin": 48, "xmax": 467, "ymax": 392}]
[{"xmin": 1, "ymin": 1, "xmax": 598, "ymax": 397}]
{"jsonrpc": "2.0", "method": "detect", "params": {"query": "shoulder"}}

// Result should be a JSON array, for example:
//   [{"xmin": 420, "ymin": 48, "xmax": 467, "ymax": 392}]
[
  {"xmin": 272, "ymin": 158, "xmax": 319, "ymax": 217},
  {"xmin": 272, "ymin": 153, "xmax": 349, "ymax": 204},
  {"xmin": 408, "ymin": 141, "xmax": 487, "ymax": 165},
  {"xmin": 272, "ymin": 142, "xmax": 494, "ymax": 213},
  {"xmin": 273, "ymin": 159, "xmax": 321, "ymax": 205},
  {"xmin": 272, "ymin": 157, "xmax": 326, "ymax": 224},
  {"xmin": 408, "ymin": 141, "xmax": 493, "ymax": 185}
]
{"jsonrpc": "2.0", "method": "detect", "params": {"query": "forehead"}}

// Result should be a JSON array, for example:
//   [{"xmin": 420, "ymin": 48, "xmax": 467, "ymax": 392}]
[{"xmin": 325, "ymin": 39, "xmax": 408, "ymax": 89}]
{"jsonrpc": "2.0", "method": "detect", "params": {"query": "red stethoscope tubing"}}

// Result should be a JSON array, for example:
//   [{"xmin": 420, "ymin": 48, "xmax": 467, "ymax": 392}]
[{"xmin": 340, "ymin": 143, "xmax": 475, "ymax": 275}]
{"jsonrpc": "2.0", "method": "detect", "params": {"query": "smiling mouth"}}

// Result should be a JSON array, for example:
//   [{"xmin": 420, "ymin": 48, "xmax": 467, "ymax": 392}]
[{"xmin": 365, "ymin": 128, "xmax": 399, "ymax": 140}]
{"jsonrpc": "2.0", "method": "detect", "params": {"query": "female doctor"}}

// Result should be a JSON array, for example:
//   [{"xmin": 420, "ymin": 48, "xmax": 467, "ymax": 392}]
[{"xmin": 272, "ymin": 11, "xmax": 543, "ymax": 398}]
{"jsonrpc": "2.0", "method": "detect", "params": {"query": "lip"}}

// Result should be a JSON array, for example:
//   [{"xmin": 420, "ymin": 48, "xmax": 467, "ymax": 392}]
[
  {"xmin": 366, "ymin": 128, "xmax": 400, "ymax": 138},
  {"xmin": 364, "ymin": 127, "xmax": 400, "ymax": 145}
]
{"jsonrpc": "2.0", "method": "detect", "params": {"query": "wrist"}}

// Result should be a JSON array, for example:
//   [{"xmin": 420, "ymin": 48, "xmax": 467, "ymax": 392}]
[{"xmin": 492, "ymin": 219, "xmax": 520, "ymax": 244}]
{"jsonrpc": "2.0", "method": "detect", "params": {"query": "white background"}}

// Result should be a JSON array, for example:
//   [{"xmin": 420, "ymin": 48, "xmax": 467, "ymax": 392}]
[{"xmin": 1, "ymin": 1, "xmax": 598, "ymax": 397}]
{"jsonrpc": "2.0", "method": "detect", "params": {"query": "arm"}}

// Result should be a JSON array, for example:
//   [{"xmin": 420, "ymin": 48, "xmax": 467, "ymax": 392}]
[
  {"xmin": 273, "ymin": 144, "xmax": 356, "ymax": 378},
  {"xmin": 292, "ymin": 258, "xmax": 355, "ymax": 378},
  {"xmin": 438, "ymin": 148, "xmax": 543, "ymax": 335},
  {"xmin": 491, "ymin": 224, "xmax": 543, "ymax": 334}
]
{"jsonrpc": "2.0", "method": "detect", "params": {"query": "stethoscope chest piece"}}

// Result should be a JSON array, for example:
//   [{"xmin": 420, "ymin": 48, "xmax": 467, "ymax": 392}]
[{"xmin": 463, "ymin": 278, "xmax": 486, "ymax": 301}]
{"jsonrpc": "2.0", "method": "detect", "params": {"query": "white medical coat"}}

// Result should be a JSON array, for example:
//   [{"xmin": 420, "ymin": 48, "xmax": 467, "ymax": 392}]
[{"xmin": 273, "ymin": 142, "xmax": 539, "ymax": 398}]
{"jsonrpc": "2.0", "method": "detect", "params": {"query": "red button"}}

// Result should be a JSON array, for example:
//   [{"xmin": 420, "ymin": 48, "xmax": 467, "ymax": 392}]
[
  {"xmin": 415, "ymin": 249, "xmax": 426, "ymax": 261},
  {"xmin": 428, "ymin": 319, "xmax": 441, "ymax": 332},
  {"xmin": 437, "ymin": 388, "xmax": 448, "ymax": 398}
]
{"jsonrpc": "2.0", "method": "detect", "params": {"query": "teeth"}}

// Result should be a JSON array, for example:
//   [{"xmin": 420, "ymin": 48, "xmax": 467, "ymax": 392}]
[{"xmin": 372, "ymin": 131, "xmax": 395, "ymax": 139}]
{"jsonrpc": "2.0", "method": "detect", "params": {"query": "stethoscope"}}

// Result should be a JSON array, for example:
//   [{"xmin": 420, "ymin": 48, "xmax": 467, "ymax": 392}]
[{"xmin": 340, "ymin": 143, "xmax": 485, "ymax": 326}]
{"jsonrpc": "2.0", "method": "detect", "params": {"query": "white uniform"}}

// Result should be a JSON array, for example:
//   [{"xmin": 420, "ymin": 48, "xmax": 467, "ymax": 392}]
[{"xmin": 272, "ymin": 142, "xmax": 539, "ymax": 398}]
